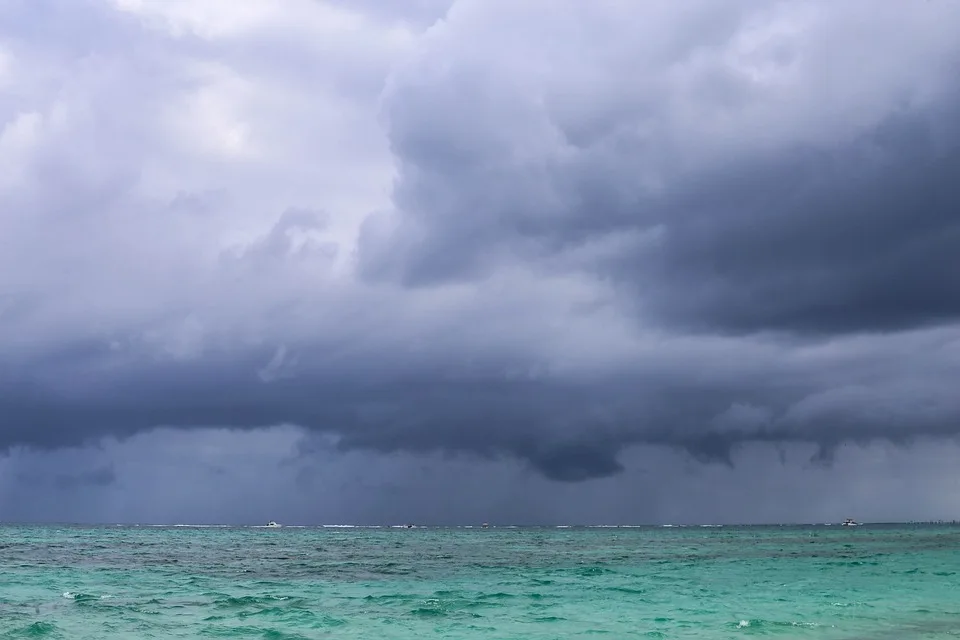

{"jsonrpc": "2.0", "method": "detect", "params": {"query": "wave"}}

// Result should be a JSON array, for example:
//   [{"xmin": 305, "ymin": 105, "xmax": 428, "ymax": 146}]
[
  {"xmin": 8, "ymin": 621, "xmax": 60, "ymax": 637},
  {"xmin": 733, "ymin": 618, "xmax": 827, "ymax": 630},
  {"xmin": 62, "ymin": 592, "xmax": 112, "ymax": 601}
]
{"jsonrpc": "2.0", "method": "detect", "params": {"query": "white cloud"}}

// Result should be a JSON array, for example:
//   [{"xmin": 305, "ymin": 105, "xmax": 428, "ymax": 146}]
[
  {"xmin": 0, "ymin": 111, "xmax": 41, "ymax": 190},
  {"xmin": 111, "ymin": 0, "xmax": 360, "ymax": 41},
  {"xmin": 0, "ymin": 42, "xmax": 10, "ymax": 86},
  {"xmin": 164, "ymin": 62, "xmax": 257, "ymax": 160}
]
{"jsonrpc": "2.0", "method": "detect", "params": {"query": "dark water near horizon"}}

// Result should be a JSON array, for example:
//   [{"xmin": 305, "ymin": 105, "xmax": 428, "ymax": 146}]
[{"xmin": 2, "ymin": 523, "xmax": 960, "ymax": 638}]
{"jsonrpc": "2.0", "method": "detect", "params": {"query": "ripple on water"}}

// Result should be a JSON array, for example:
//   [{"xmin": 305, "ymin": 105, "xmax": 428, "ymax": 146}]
[
  {"xmin": 6, "ymin": 621, "xmax": 61, "ymax": 638},
  {"xmin": 196, "ymin": 624, "xmax": 313, "ymax": 638},
  {"xmin": 6, "ymin": 524, "xmax": 960, "ymax": 638}
]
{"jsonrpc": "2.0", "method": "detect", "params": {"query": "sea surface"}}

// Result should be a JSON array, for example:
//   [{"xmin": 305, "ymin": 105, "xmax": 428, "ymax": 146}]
[{"xmin": 2, "ymin": 523, "xmax": 960, "ymax": 639}]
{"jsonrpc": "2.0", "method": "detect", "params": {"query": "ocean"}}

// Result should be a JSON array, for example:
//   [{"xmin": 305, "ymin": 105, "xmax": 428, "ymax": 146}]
[{"xmin": 2, "ymin": 523, "xmax": 960, "ymax": 639}]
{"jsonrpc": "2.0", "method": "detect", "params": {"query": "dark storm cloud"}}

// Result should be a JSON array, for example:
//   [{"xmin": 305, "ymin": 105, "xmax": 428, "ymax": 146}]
[
  {"xmin": 360, "ymin": 2, "xmax": 960, "ymax": 336},
  {"xmin": 4, "ymin": 326, "xmax": 960, "ymax": 481},
  {"xmin": 3, "ymin": 0, "xmax": 960, "ymax": 494},
  {"xmin": 633, "ymin": 114, "xmax": 960, "ymax": 335}
]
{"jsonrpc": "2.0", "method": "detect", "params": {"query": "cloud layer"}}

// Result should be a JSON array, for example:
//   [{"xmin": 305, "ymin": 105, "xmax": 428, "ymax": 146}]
[{"xmin": 2, "ymin": 0, "xmax": 960, "ymax": 518}]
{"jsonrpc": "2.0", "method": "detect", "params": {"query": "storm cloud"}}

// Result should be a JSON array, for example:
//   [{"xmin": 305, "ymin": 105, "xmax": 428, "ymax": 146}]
[
  {"xmin": 2, "ymin": 0, "xmax": 960, "ymax": 520},
  {"xmin": 361, "ymin": 0, "xmax": 960, "ymax": 333}
]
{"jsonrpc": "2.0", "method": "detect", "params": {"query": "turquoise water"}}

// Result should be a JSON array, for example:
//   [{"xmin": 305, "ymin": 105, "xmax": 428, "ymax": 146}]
[{"xmin": 2, "ymin": 525, "xmax": 960, "ymax": 639}]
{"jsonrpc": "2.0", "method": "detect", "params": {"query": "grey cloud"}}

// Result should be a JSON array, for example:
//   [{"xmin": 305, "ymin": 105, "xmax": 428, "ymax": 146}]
[
  {"xmin": 15, "ymin": 464, "xmax": 116, "ymax": 491},
  {"xmin": 53, "ymin": 465, "xmax": 116, "ymax": 490},
  {"xmin": 633, "ymin": 123, "xmax": 960, "ymax": 335},
  {"xmin": 324, "ymin": 0, "xmax": 454, "ymax": 28},
  {"xmin": 360, "ymin": 0, "xmax": 960, "ymax": 335},
  {"xmin": 3, "ymin": 0, "xmax": 960, "ymax": 506},
  {"xmin": 6, "ymin": 430, "xmax": 960, "ymax": 525},
  {"xmin": 4, "ymin": 326, "xmax": 960, "ymax": 482}
]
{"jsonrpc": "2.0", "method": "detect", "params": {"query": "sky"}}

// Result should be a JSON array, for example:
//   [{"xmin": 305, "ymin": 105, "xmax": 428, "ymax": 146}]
[{"xmin": 1, "ymin": 0, "xmax": 960, "ymax": 525}]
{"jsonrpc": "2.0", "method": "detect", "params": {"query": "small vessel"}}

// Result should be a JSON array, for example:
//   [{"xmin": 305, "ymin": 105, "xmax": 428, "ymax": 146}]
[
  {"xmin": 841, "ymin": 518, "xmax": 858, "ymax": 527},
  {"xmin": 266, "ymin": 521, "xmax": 281, "ymax": 528},
  {"xmin": 481, "ymin": 522, "xmax": 490, "ymax": 529}
]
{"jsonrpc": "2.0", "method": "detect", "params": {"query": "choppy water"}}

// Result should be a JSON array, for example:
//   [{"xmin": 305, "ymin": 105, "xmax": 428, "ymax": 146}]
[{"xmin": 2, "ymin": 524, "xmax": 960, "ymax": 638}]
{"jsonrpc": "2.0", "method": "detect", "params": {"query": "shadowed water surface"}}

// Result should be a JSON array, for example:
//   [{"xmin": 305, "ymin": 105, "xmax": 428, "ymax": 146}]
[{"xmin": 2, "ymin": 524, "xmax": 960, "ymax": 638}]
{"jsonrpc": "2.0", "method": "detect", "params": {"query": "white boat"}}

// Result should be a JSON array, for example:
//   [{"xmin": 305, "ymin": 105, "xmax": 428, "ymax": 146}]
[
  {"xmin": 266, "ymin": 521, "xmax": 281, "ymax": 528},
  {"xmin": 841, "ymin": 518, "xmax": 858, "ymax": 526}
]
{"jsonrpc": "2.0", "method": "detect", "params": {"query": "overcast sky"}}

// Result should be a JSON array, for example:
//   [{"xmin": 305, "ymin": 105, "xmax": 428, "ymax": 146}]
[{"xmin": 2, "ymin": 0, "xmax": 960, "ymax": 525}]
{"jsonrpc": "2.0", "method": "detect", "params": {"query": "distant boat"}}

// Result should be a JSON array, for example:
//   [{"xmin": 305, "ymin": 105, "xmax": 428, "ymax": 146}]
[
  {"xmin": 841, "ymin": 518, "xmax": 858, "ymax": 527},
  {"xmin": 481, "ymin": 522, "xmax": 490, "ymax": 529},
  {"xmin": 266, "ymin": 521, "xmax": 281, "ymax": 528}
]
